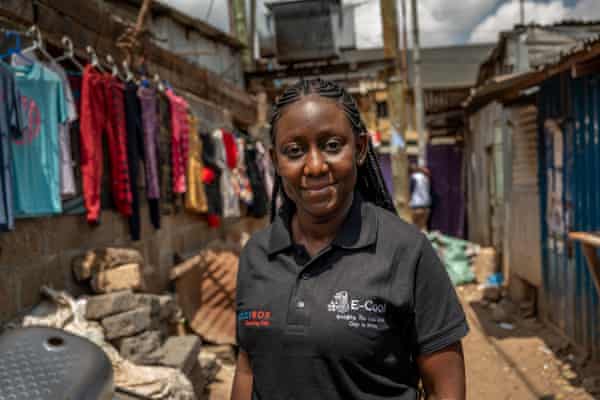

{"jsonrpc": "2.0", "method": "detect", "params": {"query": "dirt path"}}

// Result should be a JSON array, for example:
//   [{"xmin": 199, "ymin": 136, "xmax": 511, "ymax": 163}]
[
  {"xmin": 207, "ymin": 285, "xmax": 600, "ymax": 399},
  {"xmin": 459, "ymin": 284, "xmax": 598, "ymax": 400}
]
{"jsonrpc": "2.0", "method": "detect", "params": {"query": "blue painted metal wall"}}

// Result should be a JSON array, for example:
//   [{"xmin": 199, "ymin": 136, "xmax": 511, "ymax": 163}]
[{"xmin": 538, "ymin": 73, "xmax": 600, "ymax": 357}]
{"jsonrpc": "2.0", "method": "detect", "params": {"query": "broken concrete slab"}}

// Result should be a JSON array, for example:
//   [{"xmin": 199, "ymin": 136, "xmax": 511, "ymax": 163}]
[
  {"xmin": 85, "ymin": 290, "xmax": 138, "ymax": 320},
  {"xmin": 73, "ymin": 248, "xmax": 144, "ymax": 281},
  {"xmin": 135, "ymin": 294, "xmax": 176, "ymax": 321},
  {"xmin": 102, "ymin": 306, "xmax": 152, "ymax": 340},
  {"xmin": 91, "ymin": 263, "xmax": 144, "ymax": 294},
  {"xmin": 158, "ymin": 335, "xmax": 202, "ymax": 375},
  {"xmin": 117, "ymin": 330, "xmax": 163, "ymax": 365}
]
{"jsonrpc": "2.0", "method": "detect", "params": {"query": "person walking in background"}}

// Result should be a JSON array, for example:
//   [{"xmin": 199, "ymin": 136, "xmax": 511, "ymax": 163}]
[{"xmin": 410, "ymin": 164, "xmax": 432, "ymax": 231}]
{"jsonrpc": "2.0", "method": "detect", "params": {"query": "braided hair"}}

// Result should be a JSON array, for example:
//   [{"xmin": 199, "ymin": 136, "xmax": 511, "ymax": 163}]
[{"xmin": 269, "ymin": 78, "xmax": 397, "ymax": 221}]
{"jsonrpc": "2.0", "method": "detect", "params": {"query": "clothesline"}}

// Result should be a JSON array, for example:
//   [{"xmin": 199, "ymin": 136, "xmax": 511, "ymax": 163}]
[{"xmin": 0, "ymin": 23, "xmax": 274, "ymax": 242}]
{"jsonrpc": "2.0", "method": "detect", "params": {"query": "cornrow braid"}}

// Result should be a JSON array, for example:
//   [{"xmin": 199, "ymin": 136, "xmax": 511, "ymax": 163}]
[{"xmin": 269, "ymin": 78, "xmax": 397, "ymax": 221}]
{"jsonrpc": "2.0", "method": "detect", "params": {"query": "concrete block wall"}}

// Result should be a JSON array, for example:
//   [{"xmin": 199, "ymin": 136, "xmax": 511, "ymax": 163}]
[{"xmin": 0, "ymin": 206, "xmax": 266, "ymax": 324}]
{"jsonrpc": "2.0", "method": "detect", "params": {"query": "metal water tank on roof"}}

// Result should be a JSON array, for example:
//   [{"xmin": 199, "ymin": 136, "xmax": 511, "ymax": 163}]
[{"xmin": 267, "ymin": 0, "xmax": 343, "ymax": 64}]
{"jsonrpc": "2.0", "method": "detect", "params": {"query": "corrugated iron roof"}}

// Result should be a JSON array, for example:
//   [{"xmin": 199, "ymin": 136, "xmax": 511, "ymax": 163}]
[{"xmin": 465, "ymin": 33, "xmax": 600, "ymax": 111}]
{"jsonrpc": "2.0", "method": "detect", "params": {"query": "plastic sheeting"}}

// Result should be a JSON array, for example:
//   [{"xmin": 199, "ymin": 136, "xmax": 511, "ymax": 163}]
[{"xmin": 427, "ymin": 232, "xmax": 477, "ymax": 286}]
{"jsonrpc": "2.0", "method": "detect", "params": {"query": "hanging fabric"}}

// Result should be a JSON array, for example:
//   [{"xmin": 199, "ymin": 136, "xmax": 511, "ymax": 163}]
[
  {"xmin": 166, "ymin": 89, "xmax": 189, "ymax": 195},
  {"xmin": 217, "ymin": 129, "xmax": 240, "ymax": 218},
  {"xmin": 80, "ymin": 65, "xmax": 133, "ymax": 224},
  {"xmin": 9, "ymin": 61, "xmax": 67, "ymax": 217},
  {"xmin": 185, "ymin": 113, "xmax": 208, "ymax": 214},
  {"xmin": 137, "ymin": 85, "xmax": 161, "ymax": 228},
  {"xmin": 157, "ymin": 90, "xmax": 175, "ymax": 215},
  {"xmin": 124, "ymin": 81, "xmax": 147, "ymax": 241},
  {"xmin": 0, "ymin": 62, "xmax": 25, "ymax": 230},
  {"xmin": 12, "ymin": 54, "xmax": 78, "ymax": 198}
]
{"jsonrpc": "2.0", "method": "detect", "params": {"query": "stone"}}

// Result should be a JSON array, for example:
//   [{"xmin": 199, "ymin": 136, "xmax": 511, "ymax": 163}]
[
  {"xmin": 189, "ymin": 363, "xmax": 208, "ymax": 399},
  {"xmin": 135, "ymin": 294, "xmax": 176, "ymax": 321},
  {"xmin": 73, "ymin": 248, "xmax": 144, "ymax": 281},
  {"xmin": 158, "ymin": 335, "xmax": 202, "ymax": 375},
  {"xmin": 102, "ymin": 306, "xmax": 152, "ymax": 340},
  {"xmin": 198, "ymin": 350, "xmax": 222, "ymax": 383},
  {"xmin": 85, "ymin": 290, "xmax": 137, "ymax": 320},
  {"xmin": 91, "ymin": 263, "xmax": 144, "ymax": 294},
  {"xmin": 117, "ymin": 330, "xmax": 163, "ymax": 365}
]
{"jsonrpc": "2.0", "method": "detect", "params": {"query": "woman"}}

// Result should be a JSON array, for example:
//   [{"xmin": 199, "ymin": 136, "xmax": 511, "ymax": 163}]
[{"xmin": 232, "ymin": 79, "xmax": 468, "ymax": 400}]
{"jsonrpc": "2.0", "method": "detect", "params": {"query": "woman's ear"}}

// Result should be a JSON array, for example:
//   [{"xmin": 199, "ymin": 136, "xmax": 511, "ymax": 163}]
[{"xmin": 356, "ymin": 133, "xmax": 368, "ymax": 166}]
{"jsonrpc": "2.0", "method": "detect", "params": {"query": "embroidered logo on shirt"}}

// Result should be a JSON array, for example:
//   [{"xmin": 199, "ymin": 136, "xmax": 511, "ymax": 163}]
[
  {"xmin": 328, "ymin": 291, "xmax": 350, "ymax": 314},
  {"xmin": 327, "ymin": 291, "xmax": 388, "ymax": 330},
  {"xmin": 238, "ymin": 310, "xmax": 272, "ymax": 327}
]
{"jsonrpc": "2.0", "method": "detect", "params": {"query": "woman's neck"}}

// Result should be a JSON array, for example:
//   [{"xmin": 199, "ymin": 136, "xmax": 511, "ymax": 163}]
[{"xmin": 290, "ymin": 192, "xmax": 354, "ymax": 257}]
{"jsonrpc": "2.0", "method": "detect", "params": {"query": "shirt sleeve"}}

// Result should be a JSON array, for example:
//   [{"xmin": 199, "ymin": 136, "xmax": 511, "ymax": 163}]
[
  {"xmin": 56, "ymin": 79, "xmax": 68, "ymax": 125},
  {"xmin": 412, "ymin": 233, "xmax": 469, "ymax": 355}
]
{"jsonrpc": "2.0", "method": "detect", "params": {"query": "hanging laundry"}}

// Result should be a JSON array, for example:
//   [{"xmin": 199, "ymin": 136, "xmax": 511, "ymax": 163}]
[
  {"xmin": 244, "ymin": 140, "xmax": 268, "ymax": 218},
  {"xmin": 137, "ymin": 85, "xmax": 161, "ymax": 228},
  {"xmin": 80, "ymin": 65, "xmax": 132, "ymax": 224},
  {"xmin": 166, "ymin": 89, "xmax": 189, "ymax": 195},
  {"xmin": 217, "ymin": 129, "xmax": 240, "ymax": 218},
  {"xmin": 62, "ymin": 72, "xmax": 86, "ymax": 215},
  {"xmin": 185, "ymin": 113, "xmax": 208, "ymax": 214},
  {"xmin": 256, "ymin": 141, "xmax": 274, "ymax": 201},
  {"xmin": 9, "ymin": 62, "xmax": 67, "ymax": 217},
  {"xmin": 157, "ymin": 91, "xmax": 175, "ymax": 215},
  {"xmin": 201, "ymin": 131, "xmax": 223, "ymax": 225},
  {"xmin": 0, "ymin": 63, "xmax": 25, "ymax": 231},
  {"xmin": 235, "ymin": 136, "xmax": 253, "ymax": 206},
  {"xmin": 124, "ymin": 81, "xmax": 148, "ymax": 240},
  {"xmin": 13, "ymin": 54, "xmax": 79, "ymax": 198}
]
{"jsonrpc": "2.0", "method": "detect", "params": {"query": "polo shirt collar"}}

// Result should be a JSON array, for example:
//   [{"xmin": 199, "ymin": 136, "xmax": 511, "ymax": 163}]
[{"xmin": 267, "ymin": 192, "xmax": 378, "ymax": 256}]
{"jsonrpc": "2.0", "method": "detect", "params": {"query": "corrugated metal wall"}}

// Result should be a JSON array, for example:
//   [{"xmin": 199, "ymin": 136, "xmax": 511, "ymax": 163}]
[
  {"xmin": 506, "ymin": 104, "xmax": 542, "ymax": 287},
  {"xmin": 538, "ymin": 73, "xmax": 600, "ymax": 358},
  {"xmin": 467, "ymin": 102, "xmax": 503, "ymax": 246}
]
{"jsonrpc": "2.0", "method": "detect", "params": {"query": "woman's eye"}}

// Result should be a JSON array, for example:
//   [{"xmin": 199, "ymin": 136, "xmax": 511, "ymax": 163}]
[
  {"xmin": 284, "ymin": 145, "xmax": 303, "ymax": 158},
  {"xmin": 324, "ymin": 139, "xmax": 342, "ymax": 153}
]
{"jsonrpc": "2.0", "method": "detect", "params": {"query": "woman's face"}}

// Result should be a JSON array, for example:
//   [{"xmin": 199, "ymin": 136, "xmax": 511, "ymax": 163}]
[{"xmin": 272, "ymin": 94, "xmax": 367, "ymax": 220}]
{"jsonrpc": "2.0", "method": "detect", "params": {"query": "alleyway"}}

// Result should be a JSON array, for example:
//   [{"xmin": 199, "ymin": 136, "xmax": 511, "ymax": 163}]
[{"xmin": 207, "ymin": 285, "xmax": 600, "ymax": 400}]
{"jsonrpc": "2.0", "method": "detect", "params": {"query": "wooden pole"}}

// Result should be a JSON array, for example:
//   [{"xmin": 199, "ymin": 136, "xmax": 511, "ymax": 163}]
[
  {"xmin": 410, "ymin": 0, "xmax": 427, "ymax": 168},
  {"xmin": 380, "ymin": 0, "xmax": 411, "ymax": 222}
]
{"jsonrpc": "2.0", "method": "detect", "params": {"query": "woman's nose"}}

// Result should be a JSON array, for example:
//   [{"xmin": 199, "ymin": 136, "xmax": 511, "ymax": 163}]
[{"xmin": 304, "ymin": 148, "xmax": 328, "ymax": 176}]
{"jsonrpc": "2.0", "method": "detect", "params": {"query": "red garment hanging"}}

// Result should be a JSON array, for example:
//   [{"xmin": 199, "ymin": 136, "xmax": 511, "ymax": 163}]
[{"xmin": 221, "ymin": 130, "xmax": 238, "ymax": 169}]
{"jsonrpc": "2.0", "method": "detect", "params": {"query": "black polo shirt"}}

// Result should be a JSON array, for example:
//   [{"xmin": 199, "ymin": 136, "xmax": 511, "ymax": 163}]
[{"xmin": 236, "ymin": 193, "xmax": 468, "ymax": 400}]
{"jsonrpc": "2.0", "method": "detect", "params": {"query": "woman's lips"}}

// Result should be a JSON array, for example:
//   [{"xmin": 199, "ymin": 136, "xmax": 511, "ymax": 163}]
[{"xmin": 301, "ymin": 184, "xmax": 335, "ymax": 198}]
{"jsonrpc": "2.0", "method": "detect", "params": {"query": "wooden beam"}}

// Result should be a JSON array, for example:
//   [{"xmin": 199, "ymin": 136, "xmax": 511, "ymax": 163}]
[
  {"xmin": 571, "ymin": 56, "xmax": 600, "ymax": 79},
  {"xmin": 568, "ymin": 232, "xmax": 600, "ymax": 296},
  {"xmin": 0, "ymin": 0, "xmax": 33, "ymax": 22}
]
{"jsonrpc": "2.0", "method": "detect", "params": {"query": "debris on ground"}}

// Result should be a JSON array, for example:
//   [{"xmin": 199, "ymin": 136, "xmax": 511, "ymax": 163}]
[
  {"xmin": 427, "ymin": 232, "xmax": 477, "ymax": 286},
  {"xmin": 8, "ymin": 244, "xmax": 245, "ymax": 400}
]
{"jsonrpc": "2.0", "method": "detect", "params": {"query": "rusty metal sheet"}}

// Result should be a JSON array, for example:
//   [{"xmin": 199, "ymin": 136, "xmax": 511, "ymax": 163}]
[{"xmin": 173, "ymin": 249, "xmax": 239, "ymax": 345}]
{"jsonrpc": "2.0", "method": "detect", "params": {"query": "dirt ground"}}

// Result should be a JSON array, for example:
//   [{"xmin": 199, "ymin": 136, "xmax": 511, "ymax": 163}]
[{"xmin": 206, "ymin": 284, "xmax": 600, "ymax": 400}]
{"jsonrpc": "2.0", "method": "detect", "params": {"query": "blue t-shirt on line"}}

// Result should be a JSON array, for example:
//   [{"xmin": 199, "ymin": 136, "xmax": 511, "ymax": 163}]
[{"xmin": 10, "ymin": 62, "xmax": 67, "ymax": 217}]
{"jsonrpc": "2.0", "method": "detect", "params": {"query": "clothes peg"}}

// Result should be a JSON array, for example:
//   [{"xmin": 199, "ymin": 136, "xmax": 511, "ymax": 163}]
[
  {"xmin": 54, "ymin": 36, "xmax": 84, "ymax": 71},
  {"xmin": 153, "ymin": 73, "xmax": 165, "ymax": 92},
  {"xmin": 106, "ymin": 54, "xmax": 120, "ymax": 78},
  {"xmin": 122, "ymin": 60, "xmax": 135, "ymax": 82},
  {"xmin": 86, "ymin": 45, "xmax": 106, "ymax": 72}
]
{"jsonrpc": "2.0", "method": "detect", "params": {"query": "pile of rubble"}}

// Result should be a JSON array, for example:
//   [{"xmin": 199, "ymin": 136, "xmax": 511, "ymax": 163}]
[{"xmin": 15, "ymin": 246, "xmax": 234, "ymax": 400}]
